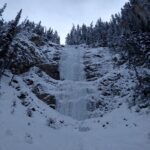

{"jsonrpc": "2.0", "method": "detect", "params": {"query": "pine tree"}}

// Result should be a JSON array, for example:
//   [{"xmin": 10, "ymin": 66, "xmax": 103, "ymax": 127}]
[
  {"xmin": 0, "ymin": 3, "xmax": 7, "ymax": 17},
  {"xmin": 0, "ymin": 9, "xmax": 22, "ymax": 58},
  {"xmin": 0, "ymin": 4, "xmax": 7, "ymax": 35},
  {"xmin": 46, "ymin": 28, "xmax": 54, "ymax": 41},
  {"xmin": 51, "ymin": 31, "xmax": 59, "ymax": 44},
  {"xmin": 34, "ymin": 21, "xmax": 45, "ymax": 36},
  {"xmin": 0, "ymin": 9, "xmax": 22, "ymax": 79}
]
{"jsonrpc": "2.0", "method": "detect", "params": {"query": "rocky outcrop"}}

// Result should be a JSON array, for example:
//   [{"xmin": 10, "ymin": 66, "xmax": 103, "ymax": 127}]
[
  {"xmin": 83, "ymin": 48, "xmax": 112, "ymax": 81},
  {"xmin": 5, "ymin": 31, "xmax": 61, "ymax": 78},
  {"xmin": 38, "ymin": 64, "xmax": 60, "ymax": 80},
  {"xmin": 32, "ymin": 84, "xmax": 56, "ymax": 109},
  {"xmin": 83, "ymin": 58, "xmax": 102, "ymax": 81}
]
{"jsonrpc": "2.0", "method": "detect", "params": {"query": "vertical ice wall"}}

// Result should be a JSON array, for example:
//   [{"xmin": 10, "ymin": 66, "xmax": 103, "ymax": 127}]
[
  {"xmin": 57, "ymin": 46, "xmax": 88, "ymax": 120},
  {"xmin": 59, "ymin": 46, "xmax": 85, "ymax": 81}
]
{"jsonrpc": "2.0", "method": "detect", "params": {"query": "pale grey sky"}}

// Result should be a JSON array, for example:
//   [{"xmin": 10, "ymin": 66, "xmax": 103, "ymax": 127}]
[{"xmin": 0, "ymin": 0, "xmax": 128, "ymax": 44}]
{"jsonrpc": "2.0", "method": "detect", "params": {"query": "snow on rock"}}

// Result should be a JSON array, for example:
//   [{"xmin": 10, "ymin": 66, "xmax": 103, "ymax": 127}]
[
  {"xmin": 83, "ymin": 47, "xmax": 113, "ymax": 81},
  {"xmin": 8, "ymin": 30, "xmax": 62, "ymax": 77}
]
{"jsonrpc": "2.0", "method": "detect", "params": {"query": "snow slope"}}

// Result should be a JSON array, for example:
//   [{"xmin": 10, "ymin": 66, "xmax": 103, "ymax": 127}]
[{"xmin": 0, "ymin": 45, "xmax": 150, "ymax": 150}]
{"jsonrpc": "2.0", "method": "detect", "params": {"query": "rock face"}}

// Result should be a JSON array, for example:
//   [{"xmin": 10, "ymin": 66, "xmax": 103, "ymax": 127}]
[
  {"xmin": 81, "ymin": 47, "xmax": 144, "ymax": 118},
  {"xmin": 32, "ymin": 84, "xmax": 56, "ymax": 109},
  {"xmin": 83, "ymin": 47, "xmax": 113, "ymax": 81},
  {"xmin": 5, "ymin": 31, "xmax": 61, "ymax": 79},
  {"xmin": 37, "ymin": 93, "xmax": 56, "ymax": 109},
  {"xmin": 38, "ymin": 64, "xmax": 60, "ymax": 80}
]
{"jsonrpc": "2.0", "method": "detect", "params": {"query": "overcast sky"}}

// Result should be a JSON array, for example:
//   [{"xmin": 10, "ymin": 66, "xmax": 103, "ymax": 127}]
[{"xmin": 0, "ymin": 0, "xmax": 128, "ymax": 44}]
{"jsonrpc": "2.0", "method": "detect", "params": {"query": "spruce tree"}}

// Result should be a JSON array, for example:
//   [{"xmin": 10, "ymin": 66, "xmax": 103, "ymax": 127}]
[
  {"xmin": 0, "ymin": 3, "xmax": 7, "ymax": 17},
  {"xmin": 0, "ymin": 9, "xmax": 22, "ymax": 78},
  {"xmin": 0, "ymin": 9, "xmax": 22, "ymax": 58}
]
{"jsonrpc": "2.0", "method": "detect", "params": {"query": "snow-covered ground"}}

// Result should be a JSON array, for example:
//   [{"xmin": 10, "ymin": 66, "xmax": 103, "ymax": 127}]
[{"xmin": 0, "ymin": 46, "xmax": 150, "ymax": 150}]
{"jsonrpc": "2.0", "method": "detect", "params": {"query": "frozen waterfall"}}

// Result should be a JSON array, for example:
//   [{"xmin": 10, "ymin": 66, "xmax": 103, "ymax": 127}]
[
  {"xmin": 59, "ymin": 46, "xmax": 85, "ymax": 81},
  {"xmin": 56, "ymin": 46, "xmax": 89, "ymax": 120}
]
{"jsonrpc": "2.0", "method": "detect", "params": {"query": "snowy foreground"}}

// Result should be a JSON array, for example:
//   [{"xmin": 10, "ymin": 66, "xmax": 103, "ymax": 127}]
[{"xmin": 0, "ymin": 46, "xmax": 150, "ymax": 150}]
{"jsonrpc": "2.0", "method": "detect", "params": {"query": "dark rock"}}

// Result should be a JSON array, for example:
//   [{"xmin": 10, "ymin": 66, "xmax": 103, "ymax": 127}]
[
  {"xmin": 94, "ymin": 54, "xmax": 102, "ymax": 58},
  {"xmin": 112, "ymin": 54, "xmax": 126, "ymax": 66},
  {"xmin": 26, "ymin": 108, "xmax": 33, "ymax": 117},
  {"xmin": 102, "ymin": 91, "xmax": 111, "ymax": 96},
  {"xmin": 16, "ymin": 86, "xmax": 21, "ymax": 91},
  {"xmin": 47, "ymin": 118, "xmax": 56, "ymax": 127},
  {"xmin": 100, "ymin": 114, "xmax": 103, "ymax": 117},
  {"xmin": 31, "ymin": 108, "xmax": 36, "ymax": 111},
  {"xmin": 123, "ymin": 118, "xmax": 128, "ymax": 121},
  {"xmin": 38, "ymin": 64, "xmax": 60, "ymax": 80},
  {"xmin": 102, "ymin": 124, "xmax": 106, "ymax": 128},
  {"xmin": 143, "ymin": 87, "xmax": 150, "ymax": 97},
  {"xmin": 12, "ymin": 79, "xmax": 18, "ymax": 83},
  {"xmin": 59, "ymin": 120, "xmax": 64, "ymax": 124},
  {"xmin": 33, "ymin": 84, "xmax": 56, "ymax": 109},
  {"xmin": 18, "ymin": 93, "xmax": 27, "ymax": 99},
  {"xmin": 141, "ymin": 76, "xmax": 150, "ymax": 84},
  {"xmin": 21, "ymin": 101, "xmax": 30, "ymax": 107},
  {"xmin": 96, "ymin": 101, "xmax": 105, "ymax": 108},
  {"xmin": 139, "ymin": 103, "xmax": 149, "ymax": 109},
  {"xmin": 11, "ymin": 63, "xmax": 33, "ymax": 74},
  {"xmin": 106, "ymin": 122, "xmax": 109, "ymax": 125},
  {"xmin": 39, "ymin": 93, "xmax": 56, "ymax": 108},
  {"xmin": 53, "ymin": 55, "xmax": 60, "ymax": 61},
  {"xmin": 118, "ymin": 103, "xmax": 122, "ymax": 106},
  {"xmin": 25, "ymin": 79, "xmax": 34, "ymax": 85}
]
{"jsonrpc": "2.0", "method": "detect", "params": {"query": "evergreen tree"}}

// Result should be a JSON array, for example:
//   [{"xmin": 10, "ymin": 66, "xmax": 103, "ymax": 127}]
[
  {"xmin": 34, "ymin": 21, "xmax": 45, "ymax": 36},
  {"xmin": 0, "ymin": 3, "xmax": 7, "ymax": 17},
  {"xmin": 0, "ymin": 4, "xmax": 7, "ymax": 35},
  {"xmin": 46, "ymin": 28, "xmax": 54, "ymax": 41},
  {"xmin": 0, "ymin": 9, "xmax": 22, "ymax": 58},
  {"xmin": 53, "ymin": 31, "xmax": 60, "ymax": 44}
]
